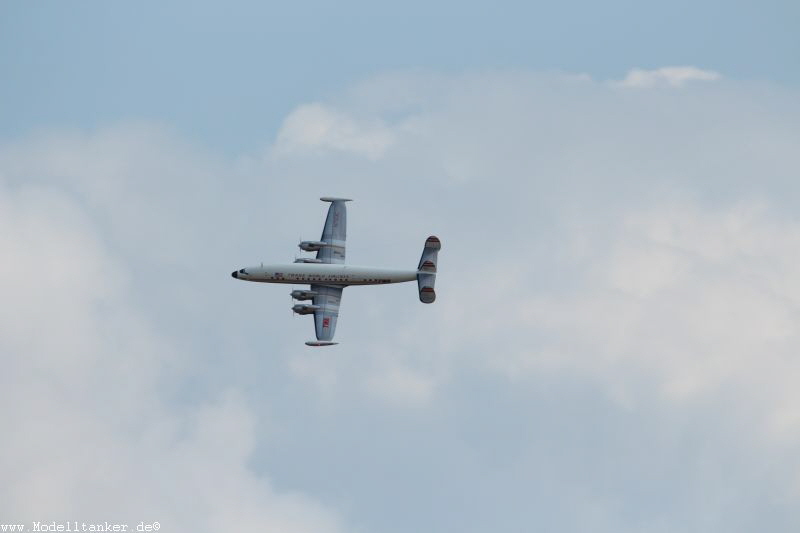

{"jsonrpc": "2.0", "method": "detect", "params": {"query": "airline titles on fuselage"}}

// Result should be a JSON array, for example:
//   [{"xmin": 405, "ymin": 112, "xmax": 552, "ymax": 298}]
[{"xmin": 267, "ymin": 272, "xmax": 391, "ymax": 284}]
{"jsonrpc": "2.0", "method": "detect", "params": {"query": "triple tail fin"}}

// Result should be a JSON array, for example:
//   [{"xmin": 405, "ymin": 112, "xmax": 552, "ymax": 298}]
[{"xmin": 416, "ymin": 236, "xmax": 441, "ymax": 303}]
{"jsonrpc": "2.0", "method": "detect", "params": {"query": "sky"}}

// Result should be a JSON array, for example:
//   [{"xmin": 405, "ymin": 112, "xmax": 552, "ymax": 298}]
[{"xmin": 2, "ymin": 2, "xmax": 800, "ymax": 532}]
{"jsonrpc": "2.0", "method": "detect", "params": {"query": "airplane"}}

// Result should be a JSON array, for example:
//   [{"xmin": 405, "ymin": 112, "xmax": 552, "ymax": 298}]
[{"xmin": 231, "ymin": 197, "xmax": 440, "ymax": 346}]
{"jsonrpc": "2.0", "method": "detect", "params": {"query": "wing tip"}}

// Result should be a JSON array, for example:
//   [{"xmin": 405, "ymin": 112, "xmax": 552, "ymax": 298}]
[
  {"xmin": 305, "ymin": 341, "xmax": 339, "ymax": 347},
  {"xmin": 320, "ymin": 197, "xmax": 353, "ymax": 202}
]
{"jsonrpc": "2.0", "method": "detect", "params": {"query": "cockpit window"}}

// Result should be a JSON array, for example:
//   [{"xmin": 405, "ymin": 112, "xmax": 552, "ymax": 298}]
[{"xmin": 239, "ymin": 269, "xmax": 247, "ymax": 274}]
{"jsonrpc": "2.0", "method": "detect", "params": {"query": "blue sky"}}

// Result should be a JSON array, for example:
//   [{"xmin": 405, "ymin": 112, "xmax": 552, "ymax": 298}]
[
  {"xmin": 2, "ymin": 2, "xmax": 800, "ymax": 532},
  {"xmin": 2, "ymin": 0, "xmax": 798, "ymax": 151}
]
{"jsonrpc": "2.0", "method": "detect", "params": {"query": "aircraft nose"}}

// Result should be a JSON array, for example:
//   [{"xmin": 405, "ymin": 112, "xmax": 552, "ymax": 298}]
[{"xmin": 231, "ymin": 270, "xmax": 239, "ymax": 279}]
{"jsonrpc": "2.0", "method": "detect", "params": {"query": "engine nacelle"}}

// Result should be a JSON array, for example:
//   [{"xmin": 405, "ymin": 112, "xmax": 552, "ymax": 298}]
[
  {"xmin": 294, "ymin": 258, "xmax": 323, "ymax": 263},
  {"xmin": 291, "ymin": 290, "xmax": 318, "ymax": 301},
  {"xmin": 298, "ymin": 240, "xmax": 328, "ymax": 252},
  {"xmin": 292, "ymin": 304, "xmax": 320, "ymax": 315}
]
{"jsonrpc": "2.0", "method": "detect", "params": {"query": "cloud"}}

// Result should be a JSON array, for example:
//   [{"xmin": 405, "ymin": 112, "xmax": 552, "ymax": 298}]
[
  {"xmin": 3, "ymin": 68, "xmax": 800, "ymax": 532},
  {"xmin": 0, "ymin": 131, "xmax": 342, "ymax": 531},
  {"xmin": 274, "ymin": 103, "xmax": 395, "ymax": 159},
  {"xmin": 263, "ymin": 69, "xmax": 800, "ymax": 530},
  {"xmin": 613, "ymin": 66, "xmax": 722, "ymax": 88},
  {"xmin": 500, "ymin": 202, "xmax": 800, "ymax": 407},
  {"xmin": 364, "ymin": 363, "xmax": 436, "ymax": 408}
]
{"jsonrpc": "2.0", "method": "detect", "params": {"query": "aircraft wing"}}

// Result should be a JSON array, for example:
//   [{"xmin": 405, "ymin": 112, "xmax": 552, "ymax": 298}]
[
  {"xmin": 305, "ymin": 284, "xmax": 343, "ymax": 346},
  {"xmin": 316, "ymin": 197, "xmax": 351, "ymax": 264}
]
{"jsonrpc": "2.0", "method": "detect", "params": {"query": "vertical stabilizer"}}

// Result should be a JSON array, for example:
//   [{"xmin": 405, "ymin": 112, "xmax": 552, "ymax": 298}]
[{"xmin": 416, "ymin": 236, "xmax": 440, "ymax": 303}]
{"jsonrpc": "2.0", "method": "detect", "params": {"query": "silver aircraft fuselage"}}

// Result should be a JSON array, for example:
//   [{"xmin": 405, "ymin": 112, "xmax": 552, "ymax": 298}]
[
  {"xmin": 231, "ymin": 197, "xmax": 440, "ymax": 346},
  {"xmin": 231, "ymin": 263, "xmax": 418, "ymax": 286}
]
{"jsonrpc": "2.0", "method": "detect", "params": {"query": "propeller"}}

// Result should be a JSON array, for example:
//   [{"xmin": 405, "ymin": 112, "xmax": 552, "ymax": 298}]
[{"xmin": 294, "ymin": 234, "xmax": 301, "ymax": 263}]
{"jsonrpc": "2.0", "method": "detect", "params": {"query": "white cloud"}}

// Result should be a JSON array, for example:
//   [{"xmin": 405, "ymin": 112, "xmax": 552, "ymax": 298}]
[
  {"xmin": 0, "ymin": 136, "xmax": 342, "ymax": 531},
  {"xmin": 364, "ymin": 363, "xmax": 436, "ymax": 408},
  {"xmin": 264, "ymin": 69, "xmax": 800, "ymax": 530},
  {"xmin": 274, "ymin": 103, "xmax": 394, "ymax": 159},
  {"xmin": 614, "ymin": 66, "xmax": 722, "ymax": 88},
  {"xmin": 513, "ymin": 203, "xmax": 800, "ymax": 406},
  {"xmin": 4, "ymin": 68, "xmax": 800, "ymax": 532}
]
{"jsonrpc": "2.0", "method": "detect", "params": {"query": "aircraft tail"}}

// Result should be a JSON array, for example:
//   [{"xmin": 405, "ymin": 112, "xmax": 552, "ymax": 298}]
[{"xmin": 416, "ymin": 236, "xmax": 440, "ymax": 303}]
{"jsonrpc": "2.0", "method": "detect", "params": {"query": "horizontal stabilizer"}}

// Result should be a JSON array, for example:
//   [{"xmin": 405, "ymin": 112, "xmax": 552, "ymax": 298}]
[
  {"xmin": 305, "ymin": 341, "xmax": 338, "ymax": 347},
  {"xmin": 416, "ymin": 235, "xmax": 440, "ymax": 304}
]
